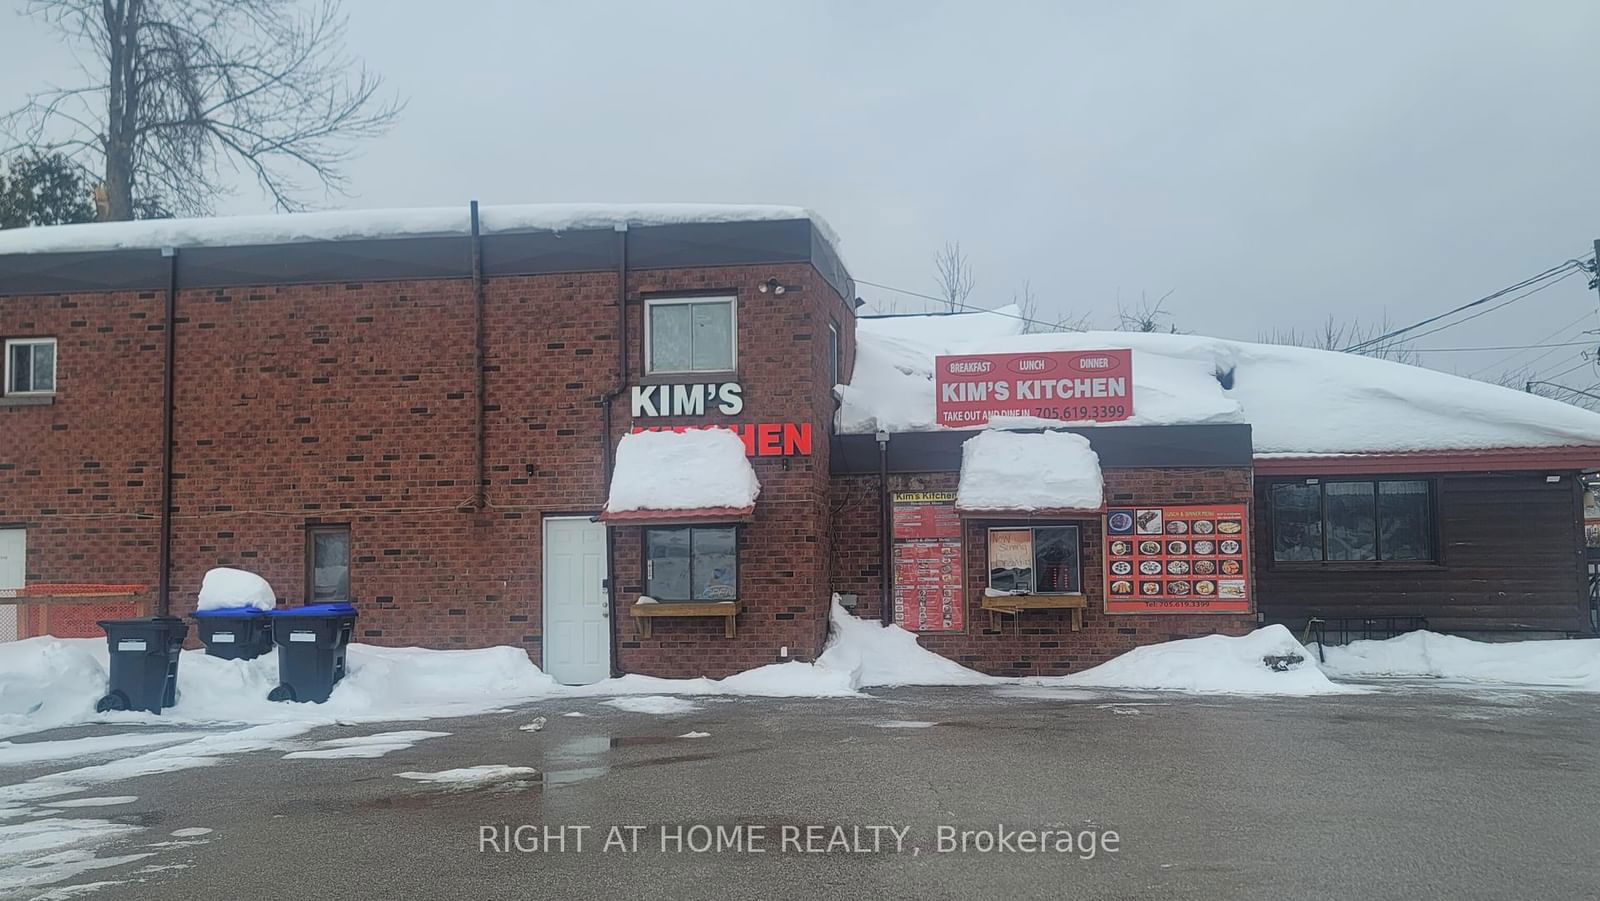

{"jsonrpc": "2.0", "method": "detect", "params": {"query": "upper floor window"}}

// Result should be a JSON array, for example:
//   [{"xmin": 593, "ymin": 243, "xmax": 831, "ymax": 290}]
[
  {"xmin": 4, "ymin": 338, "xmax": 56, "ymax": 395},
  {"xmin": 646, "ymin": 296, "xmax": 735, "ymax": 374},
  {"xmin": 1270, "ymin": 478, "xmax": 1434, "ymax": 563}
]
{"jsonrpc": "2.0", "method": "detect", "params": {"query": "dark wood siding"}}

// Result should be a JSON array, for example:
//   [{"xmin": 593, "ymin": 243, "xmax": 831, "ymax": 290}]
[{"xmin": 1255, "ymin": 471, "xmax": 1591, "ymax": 634}]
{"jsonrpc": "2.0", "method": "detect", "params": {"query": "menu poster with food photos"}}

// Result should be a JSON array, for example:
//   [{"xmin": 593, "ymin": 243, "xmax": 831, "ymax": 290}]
[
  {"xmin": 890, "ymin": 491, "xmax": 965, "ymax": 632},
  {"xmin": 1103, "ymin": 505, "xmax": 1250, "ymax": 614}
]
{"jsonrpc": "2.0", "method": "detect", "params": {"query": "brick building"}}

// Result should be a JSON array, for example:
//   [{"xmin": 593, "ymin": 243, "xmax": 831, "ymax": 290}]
[{"xmin": 2, "ymin": 205, "xmax": 1597, "ymax": 683}]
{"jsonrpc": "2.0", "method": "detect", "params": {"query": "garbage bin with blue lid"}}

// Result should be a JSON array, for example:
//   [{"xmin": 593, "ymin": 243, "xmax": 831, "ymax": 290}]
[
  {"xmin": 95, "ymin": 616, "xmax": 189, "ymax": 714},
  {"xmin": 266, "ymin": 603, "xmax": 357, "ymax": 703},
  {"xmin": 191, "ymin": 606, "xmax": 273, "ymax": 660}
]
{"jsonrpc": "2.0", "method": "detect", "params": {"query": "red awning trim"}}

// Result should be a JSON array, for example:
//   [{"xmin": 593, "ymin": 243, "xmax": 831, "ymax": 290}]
[
  {"xmin": 1253, "ymin": 446, "xmax": 1600, "ymax": 475},
  {"xmin": 598, "ymin": 505, "xmax": 755, "ymax": 525}
]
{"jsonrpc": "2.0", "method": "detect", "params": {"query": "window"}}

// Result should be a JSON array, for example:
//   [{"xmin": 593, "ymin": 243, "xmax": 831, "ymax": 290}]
[
  {"xmin": 306, "ymin": 525, "xmax": 351, "ymax": 602},
  {"xmin": 1270, "ymin": 479, "xmax": 1434, "ymax": 563},
  {"xmin": 644, "ymin": 526, "xmax": 738, "ymax": 601},
  {"xmin": 987, "ymin": 525, "xmax": 1081, "ymax": 594},
  {"xmin": 828, "ymin": 322, "xmax": 840, "ymax": 387},
  {"xmin": 645, "ymin": 296, "xmax": 735, "ymax": 374},
  {"xmin": 4, "ymin": 338, "xmax": 57, "ymax": 395}
]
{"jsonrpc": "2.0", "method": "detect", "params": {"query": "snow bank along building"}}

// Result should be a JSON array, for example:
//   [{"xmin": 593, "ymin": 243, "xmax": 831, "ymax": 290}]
[{"xmin": 2, "ymin": 204, "xmax": 1597, "ymax": 682}]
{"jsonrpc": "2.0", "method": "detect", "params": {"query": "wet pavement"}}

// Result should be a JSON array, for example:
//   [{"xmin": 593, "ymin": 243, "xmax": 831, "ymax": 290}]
[{"xmin": 5, "ymin": 683, "xmax": 1599, "ymax": 900}]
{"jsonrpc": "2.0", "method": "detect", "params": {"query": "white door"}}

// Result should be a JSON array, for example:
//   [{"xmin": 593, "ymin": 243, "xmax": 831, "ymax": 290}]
[
  {"xmin": 0, "ymin": 530, "xmax": 23, "ymax": 640},
  {"xmin": 542, "ymin": 517, "xmax": 611, "ymax": 685}
]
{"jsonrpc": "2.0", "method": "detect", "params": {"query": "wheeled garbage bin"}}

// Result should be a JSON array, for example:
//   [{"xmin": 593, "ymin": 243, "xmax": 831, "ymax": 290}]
[
  {"xmin": 95, "ymin": 616, "xmax": 189, "ymax": 714},
  {"xmin": 266, "ymin": 603, "xmax": 357, "ymax": 703},
  {"xmin": 191, "ymin": 606, "xmax": 273, "ymax": 660}
]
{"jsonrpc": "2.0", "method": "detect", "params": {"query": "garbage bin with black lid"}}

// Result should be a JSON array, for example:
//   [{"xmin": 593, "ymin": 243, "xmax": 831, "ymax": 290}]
[
  {"xmin": 267, "ymin": 603, "xmax": 357, "ymax": 703},
  {"xmin": 95, "ymin": 616, "xmax": 189, "ymax": 714},
  {"xmin": 191, "ymin": 606, "xmax": 273, "ymax": 660}
]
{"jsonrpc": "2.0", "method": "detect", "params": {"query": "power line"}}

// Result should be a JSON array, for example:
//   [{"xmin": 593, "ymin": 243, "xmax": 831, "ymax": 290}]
[
  {"xmin": 1395, "ymin": 267, "xmax": 1587, "ymax": 344},
  {"xmin": 1411, "ymin": 339, "xmax": 1597, "ymax": 353},
  {"xmin": 1468, "ymin": 308, "xmax": 1598, "ymax": 377},
  {"xmin": 1543, "ymin": 355, "xmax": 1594, "ymax": 383},
  {"xmin": 1343, "ymin": 255, "xmax": 1594, "ymax": 353},
  {"xmin": 854, "ymin": 278, "xmax": 1084, "ymax": 332}
]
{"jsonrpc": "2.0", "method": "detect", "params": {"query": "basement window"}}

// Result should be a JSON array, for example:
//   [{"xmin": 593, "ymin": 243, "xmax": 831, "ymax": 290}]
[
  {"xmin": 645, "ymin": 296, "xmax": 736, "ymax": 374},
  {"xmin": 4, "ymin": 338, "xmax": 56, "ymax": 395},
  {"xmin": 306, "ymin": 524, "xmax": 352, "ymax": 602}
]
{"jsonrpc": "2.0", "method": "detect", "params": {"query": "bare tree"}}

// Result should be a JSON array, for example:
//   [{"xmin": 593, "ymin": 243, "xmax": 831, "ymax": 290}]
[
  {"xmin": 1259, "ymin": 314, "xmax": 1419, "ymax": 364},
  {"xmin": 1490, "ymin": 363, "xmax": 1600, "ymax": 410},
  {"xmin": 3, "ymin": 0, "xmax": 403, "ymax": 220},
  {"xmin": 1115, "ymin": 289, "xmax": 1178, "ymax": 333},
  {"xmin": 1012, "ymin": 280, "xmax": 1089, "ymax": 334},
  {"xmin": 933, "ymin": 241, "xmax": 975, "ymax": 313}
]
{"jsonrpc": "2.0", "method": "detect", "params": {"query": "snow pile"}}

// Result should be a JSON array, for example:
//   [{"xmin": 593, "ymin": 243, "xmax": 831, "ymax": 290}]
[
  {"xmin": 0, "ymin": 202, "xmax": 839, "ymax": 257},
  {"xmin": 605, "ymin": 428, "xmax": 759, "ymax": 514},
  {"xmin": 956, "ymin": 429, "xmax": 1103, "ymax": 512},
  {"xmin": 195, "ymin": 568, "xmax": 276, "ymax": 612},
  {"xmin": 0, "ymin": 639, "xmax": 559, "ymax": 739},
  {"xmin": 1036, "ymin": 624, "xmax": 1348, "ymax": 695},
  {"xmin": 1317, "ymin": 631, "xmax": 1600, "ymax": 691},
  {"xmin": 840, "ymin": 307, "xmax": 1600, "ymax": 455},
  {"xmin": 0, "ymin": 639, "xmax": 108, "ymax": 740},
  {"xmin": 394, "ymin": 765, "xmax": 538, "ymax": 787},
  {"xmin": 816, "ymin": 598, "xmax": 997, "ymax": 687},
  {"xmin": 601, "ymin": 696, "xmax": 700, "ymax": 715}
]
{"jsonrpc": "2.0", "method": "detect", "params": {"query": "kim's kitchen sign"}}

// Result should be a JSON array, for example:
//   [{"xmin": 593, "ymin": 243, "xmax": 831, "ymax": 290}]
[
  {"xmin": 934, "ymin": 350, "xmax": 1133, "ymax": 427},
  {"xmin": 628, "ymin": 381, "xmax": 810, "ymax": 457},
  {"xmin": 631, "ymin": 382, "xmax": 743, "ymax": 417}
]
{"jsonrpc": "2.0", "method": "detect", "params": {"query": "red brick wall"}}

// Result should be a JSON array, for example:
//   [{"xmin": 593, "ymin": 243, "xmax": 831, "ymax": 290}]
[
  {"xmin": 2, "ymin": 257, "xmax": 857, "ymax": 677},
  {"xmin": 829, "ymin": 467, "xmax": 1256, "ymax": 676}
]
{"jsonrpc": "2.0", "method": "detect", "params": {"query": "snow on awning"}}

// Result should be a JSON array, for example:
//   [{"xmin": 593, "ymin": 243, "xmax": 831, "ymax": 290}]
[
  {"xmin": 955, "ymin": 430, "xmax": 1104, "ymax": 515},
  {"xmin": 601, "ymin": 428, "xmax": 760, "ymax": 524}
]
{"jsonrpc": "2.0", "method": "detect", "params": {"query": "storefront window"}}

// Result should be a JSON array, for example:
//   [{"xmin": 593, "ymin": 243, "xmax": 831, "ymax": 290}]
[
  {"xmin": 987, "ymin": 525, "xmax": 1081, "ymax": 594},
  {"xmin": 645, "ymin": 526, "xmax": 738, "ymax": 601},
  {"xmin": 1270, "ymin": 483, "xmax": 1322, "ymax": 562},
  {"xmin": 1271, "ymin": 479, "xmax": 1434, "ymax": 563},
  {"xmin": 646, "ymin": 297, "xmax": 735, "ymax": 373}
]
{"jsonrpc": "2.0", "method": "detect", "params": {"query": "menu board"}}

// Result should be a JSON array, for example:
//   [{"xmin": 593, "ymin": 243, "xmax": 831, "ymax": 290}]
[
  {"xmin": 1103, "ymin": 505, "xmax": 1249, "ymax": 614},
  {"xmin": 891, "ymin": 492, "xmax": 964, "ymax": 632}
]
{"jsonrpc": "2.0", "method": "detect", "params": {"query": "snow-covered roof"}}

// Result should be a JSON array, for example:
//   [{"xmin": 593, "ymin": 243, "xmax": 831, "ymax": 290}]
[
  {"xmin": 956, "ymin": 430, "xmax": 1104, "ymax": 513},
  {"xmin": 603, "ymin": 428, "xmax": 760, "ymax": 520},
  {"xmin": 838, "ymin": 307, "xmax": 1600, "ymax": 456},
  {"xmin": 0, "ymin": 203, "xmax": 839, "ymax": 256}
]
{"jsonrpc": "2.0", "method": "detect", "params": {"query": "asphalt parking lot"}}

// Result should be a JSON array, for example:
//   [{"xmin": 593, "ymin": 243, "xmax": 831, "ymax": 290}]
[{"xmin": 5, "ymin": 683, "xmax": 1598, "ymax": 901}]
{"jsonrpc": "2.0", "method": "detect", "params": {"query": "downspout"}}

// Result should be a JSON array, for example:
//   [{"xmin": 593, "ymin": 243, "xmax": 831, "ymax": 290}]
[
  {"xmin": 156, "ymin": 247, "xmax": 178, "ymax": 618},
  {"xmin": 877, "ymin": 429, "xmax": 892, "ymax": 625},
  {"xmin": 470, "ymin": 201, "xmax": 487, "ymax": 510},
  {"xmin": 600, "ymin": 224, "xmax": 629, "ymax": 675}
]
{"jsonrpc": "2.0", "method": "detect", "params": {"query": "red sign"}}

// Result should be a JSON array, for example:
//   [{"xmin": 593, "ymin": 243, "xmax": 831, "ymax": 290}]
[
  {"xmin": 934, "ymin": 350, "xmax": 1133, "ymax": 427},
  {"xmin": 890, "ymin": 492, "xmax": 964, "ymax": 632},
  {"xmin": 629, "ymin": 423, "xmax": 812, "ymax": 457},
  {"xmin": 1103, "ymin": 504, "xmax": 1250, "ymax": 614}
]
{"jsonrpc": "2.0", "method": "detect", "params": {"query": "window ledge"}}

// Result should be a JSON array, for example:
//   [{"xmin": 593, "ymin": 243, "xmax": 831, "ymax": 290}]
[
  {"xmin": 637, "ymin": 370, "xmax": 739, "ymax": 386},
  {"xmin": 1270, "ymin": 561, "xmax": 1444, "ymax": 573},
  {"xmin": 631, "ymin": 599, "xmax": 740, "ymax": 639},
  {"xmin": 0, "ymin": 394, "xmax": 55, "ymax": 407}
]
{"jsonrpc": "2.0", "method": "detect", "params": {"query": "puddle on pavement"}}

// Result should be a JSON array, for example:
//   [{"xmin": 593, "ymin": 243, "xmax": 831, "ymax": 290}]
[{"xmin": 347, "ymin": 735, "xmax": 747, "ymax": 812}]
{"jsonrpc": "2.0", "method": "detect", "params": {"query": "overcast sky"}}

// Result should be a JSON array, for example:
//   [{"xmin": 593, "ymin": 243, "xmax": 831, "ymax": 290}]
[{"xmin": 3, "ymin": 1, "xmax": 1598, "ymax": 386}]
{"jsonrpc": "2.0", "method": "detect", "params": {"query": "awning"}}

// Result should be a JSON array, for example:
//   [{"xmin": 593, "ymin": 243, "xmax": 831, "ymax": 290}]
[
  {"xmin": 954, "ymin": 429, "xmax": 1104, "ymax": 516},
  {"xmin": 600, "ymin": 428, "xmax": 760, "ymax": 524}
]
